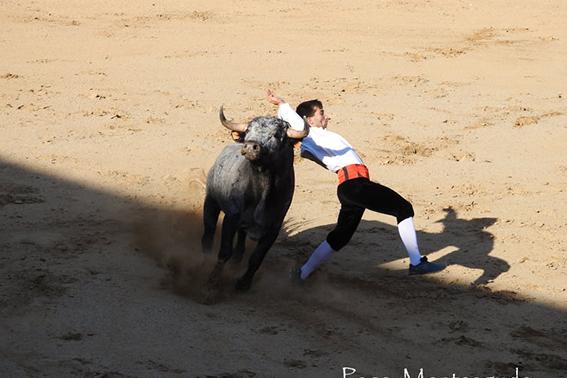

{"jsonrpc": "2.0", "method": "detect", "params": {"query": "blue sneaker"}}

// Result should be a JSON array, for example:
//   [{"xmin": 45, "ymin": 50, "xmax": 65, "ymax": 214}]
[{"xmin": 409, "ymin": 256, "xmax": 445, "ymax": 275}]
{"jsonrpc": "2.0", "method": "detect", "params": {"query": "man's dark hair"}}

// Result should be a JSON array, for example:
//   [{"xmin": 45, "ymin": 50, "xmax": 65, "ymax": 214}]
[{"xmin": 296, "ymin": 99, "xmax": 322, "ymax": 118}]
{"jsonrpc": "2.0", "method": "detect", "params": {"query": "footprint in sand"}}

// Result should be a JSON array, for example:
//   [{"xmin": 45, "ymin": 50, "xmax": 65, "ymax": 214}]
[{"xmin": 514, "ymin": 111, "xmax": 563, "ymax": 128}]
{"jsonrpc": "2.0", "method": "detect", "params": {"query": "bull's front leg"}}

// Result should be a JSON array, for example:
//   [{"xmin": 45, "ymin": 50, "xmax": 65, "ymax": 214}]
[{"xmin": 235, "ymin": 228, "xmax": 279, "ymax": 291}]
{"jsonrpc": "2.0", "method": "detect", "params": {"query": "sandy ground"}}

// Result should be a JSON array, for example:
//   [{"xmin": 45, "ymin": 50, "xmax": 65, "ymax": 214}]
[{"xmin": 1, "ymin": 1, "xmax": 567, "ymax": 377}]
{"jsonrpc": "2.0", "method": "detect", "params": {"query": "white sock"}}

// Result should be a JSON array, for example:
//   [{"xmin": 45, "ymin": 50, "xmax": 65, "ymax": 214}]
[
  {"xmin": 398, "ymin": 217, "xmax": 423, "ymax": 266},
  {"xmin": 300, "ymin": 240, "xmax": 335, "ymax": 280}
]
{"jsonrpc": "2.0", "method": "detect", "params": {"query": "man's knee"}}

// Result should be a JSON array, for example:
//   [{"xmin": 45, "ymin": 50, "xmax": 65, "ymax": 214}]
[
  {"xmin": 397, "ymin": 199, "xmax": 414, "ymax": 223},
  {"xmin": 326, "ymin": 233, "xmax": 352, "ymax": 251},
  {"xmin": 327, "ymin": 217, "xmax": 363, "ymax": 250}
]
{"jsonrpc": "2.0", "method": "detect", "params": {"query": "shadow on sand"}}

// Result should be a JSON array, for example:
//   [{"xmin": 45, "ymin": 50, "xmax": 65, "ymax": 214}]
[{"xmin": 1, "ymin": 158, "xmax": 566, "ymax": 378}]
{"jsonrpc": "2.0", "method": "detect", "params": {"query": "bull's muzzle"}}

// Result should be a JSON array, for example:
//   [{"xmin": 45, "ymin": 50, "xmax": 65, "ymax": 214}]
[{"xmin": 241, "ymin": 141, "xmax": 261, "ymax": 161}]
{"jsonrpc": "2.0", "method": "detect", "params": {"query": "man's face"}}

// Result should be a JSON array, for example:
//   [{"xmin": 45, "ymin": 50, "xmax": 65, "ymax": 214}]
[{"xmin": 307, "ymin": 106, "xmax": 330, "ymax": 129}]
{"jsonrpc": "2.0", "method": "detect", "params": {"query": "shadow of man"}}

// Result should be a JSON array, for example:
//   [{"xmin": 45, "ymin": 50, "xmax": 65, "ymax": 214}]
[
  {"xmin": 427, "ymin": 206, "xmax": 508, "ymax": 285},
  {"xmin": 280, "ymin": 207, "xmax": 507, "ymax": 285}
]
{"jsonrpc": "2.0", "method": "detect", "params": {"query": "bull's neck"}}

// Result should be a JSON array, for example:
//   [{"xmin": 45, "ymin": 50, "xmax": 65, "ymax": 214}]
[{"xmin": 250, "ymin": 147, "xmax": 293, "ymax": 173}]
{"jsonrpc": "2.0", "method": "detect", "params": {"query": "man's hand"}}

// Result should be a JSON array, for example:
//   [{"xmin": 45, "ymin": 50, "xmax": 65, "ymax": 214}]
[{"xmin": 266, "ymin": 89, "xmax": 285, "ymax": 106}]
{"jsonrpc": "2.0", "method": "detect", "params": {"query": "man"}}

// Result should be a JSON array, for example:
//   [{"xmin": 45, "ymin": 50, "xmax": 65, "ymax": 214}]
[{"xmin": 266, "ymin": 89, "xmax": 444, "ymax": 281}]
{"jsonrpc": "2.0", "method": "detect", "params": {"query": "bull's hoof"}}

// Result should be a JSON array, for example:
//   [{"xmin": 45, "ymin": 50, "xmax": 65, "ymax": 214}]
[{"xmin": 234, "ymin": 277, "xmax": 252, "ymax": 292}]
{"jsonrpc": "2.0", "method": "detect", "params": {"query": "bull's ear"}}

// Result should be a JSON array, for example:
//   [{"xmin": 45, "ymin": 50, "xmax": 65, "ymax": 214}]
[{"xmin": 230, "ymin": 131, "xmax": 244, "ymax": 142}]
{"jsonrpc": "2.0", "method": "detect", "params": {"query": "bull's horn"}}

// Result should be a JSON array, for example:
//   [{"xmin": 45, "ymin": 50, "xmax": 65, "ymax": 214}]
[
  {"xmin": 286, "ymin": 117, "xmax": 310, "ymax": 139},
  {"xmin": 219, "ymin": 105, "xmax": 248, "ymax": 133}
]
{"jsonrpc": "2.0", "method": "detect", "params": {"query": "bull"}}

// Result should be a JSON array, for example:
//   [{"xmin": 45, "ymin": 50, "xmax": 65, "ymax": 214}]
[{"xmin": 201, "ymin": 106, "xmax": 308, "ymax": 291}]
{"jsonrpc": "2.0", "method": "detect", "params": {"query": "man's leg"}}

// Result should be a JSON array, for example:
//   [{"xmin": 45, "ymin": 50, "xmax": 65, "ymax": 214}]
[
  {"xmin": 339, "ymin": 179, "xmax": 421, "ymax": 262},
  {"xmin": 340, "ymin": 179, "xmax": 443, "ymax": 273},
  {"xmin": 298, "ymin": 204, "xmax": 364, "ymax": 280},
  {"xmin": 397, "ymin": 217, "xmax": 422, "ymax": 266}
]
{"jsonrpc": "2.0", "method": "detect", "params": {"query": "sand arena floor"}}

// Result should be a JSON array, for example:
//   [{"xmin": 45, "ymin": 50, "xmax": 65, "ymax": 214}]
[{"xmin": 1, "ymin": 1, "xmax": 566, "ymax": 377}]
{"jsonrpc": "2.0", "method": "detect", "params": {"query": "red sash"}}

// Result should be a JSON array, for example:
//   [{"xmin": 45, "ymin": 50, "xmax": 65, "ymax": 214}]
[{"xmin": 337, "ymin": 164, "xmax": 369, "ymax": 184}]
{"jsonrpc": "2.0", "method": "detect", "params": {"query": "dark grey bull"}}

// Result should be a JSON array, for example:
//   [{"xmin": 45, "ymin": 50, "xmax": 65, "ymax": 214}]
[{"xmin": 202, "ymin": 107, "xmax": 308, "ymax": 291}]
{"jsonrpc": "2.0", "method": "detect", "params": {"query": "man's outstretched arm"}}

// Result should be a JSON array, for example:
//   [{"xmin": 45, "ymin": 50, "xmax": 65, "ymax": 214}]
[
  {"xmin": 267, "ymin": 89, "xmax": 326, "ymax": 167},
  {"xmin": 300, "ymin": 150, "xmax": 327, "ymax": 169},
  {"xmin": 266, "ymin": 89, "xmax": 306, "ymax": 132}
]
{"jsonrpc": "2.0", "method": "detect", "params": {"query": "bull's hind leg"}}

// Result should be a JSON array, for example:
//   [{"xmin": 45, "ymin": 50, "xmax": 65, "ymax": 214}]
[
  {"xmin": 218, "ymin": 214, "xmax": 240, "ymax": 262},
  {"xmin": 201, "ymin": 195, "xmax": 220, "ymax": 254},
  {"xmin": 235, "ymin": 229, "xmax": 279, "ymax": 291},
  {"xmin": 207, "ymin": 214, "xmax": 240, "ymax": 289},
  {"xmin": 231, "ymin": 229, "xmax": 247, "ymax": 264}
]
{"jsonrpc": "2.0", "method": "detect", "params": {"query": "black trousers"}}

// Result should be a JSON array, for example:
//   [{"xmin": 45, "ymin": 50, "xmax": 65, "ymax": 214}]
[{"xmin": 326, "ymin": 178, "xmax": 414, "ymax": 251}]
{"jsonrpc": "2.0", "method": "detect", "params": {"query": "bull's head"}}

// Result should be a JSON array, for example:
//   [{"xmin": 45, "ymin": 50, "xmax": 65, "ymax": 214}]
[{"xmin": 219, "ymin": 106, "xmax": 309, "ymax": 162}]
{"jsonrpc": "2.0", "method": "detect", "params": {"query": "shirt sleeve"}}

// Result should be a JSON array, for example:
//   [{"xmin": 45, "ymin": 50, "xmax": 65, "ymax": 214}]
[{"xmin": 277, "ymin": 103, "xmax": 305, "ymax": 131}]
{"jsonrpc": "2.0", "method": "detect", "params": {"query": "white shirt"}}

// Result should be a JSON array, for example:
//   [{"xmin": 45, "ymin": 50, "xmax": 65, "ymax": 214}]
[{"xmin": 278, "ymin": 103, "xmax": 364, "ymax": 172}]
